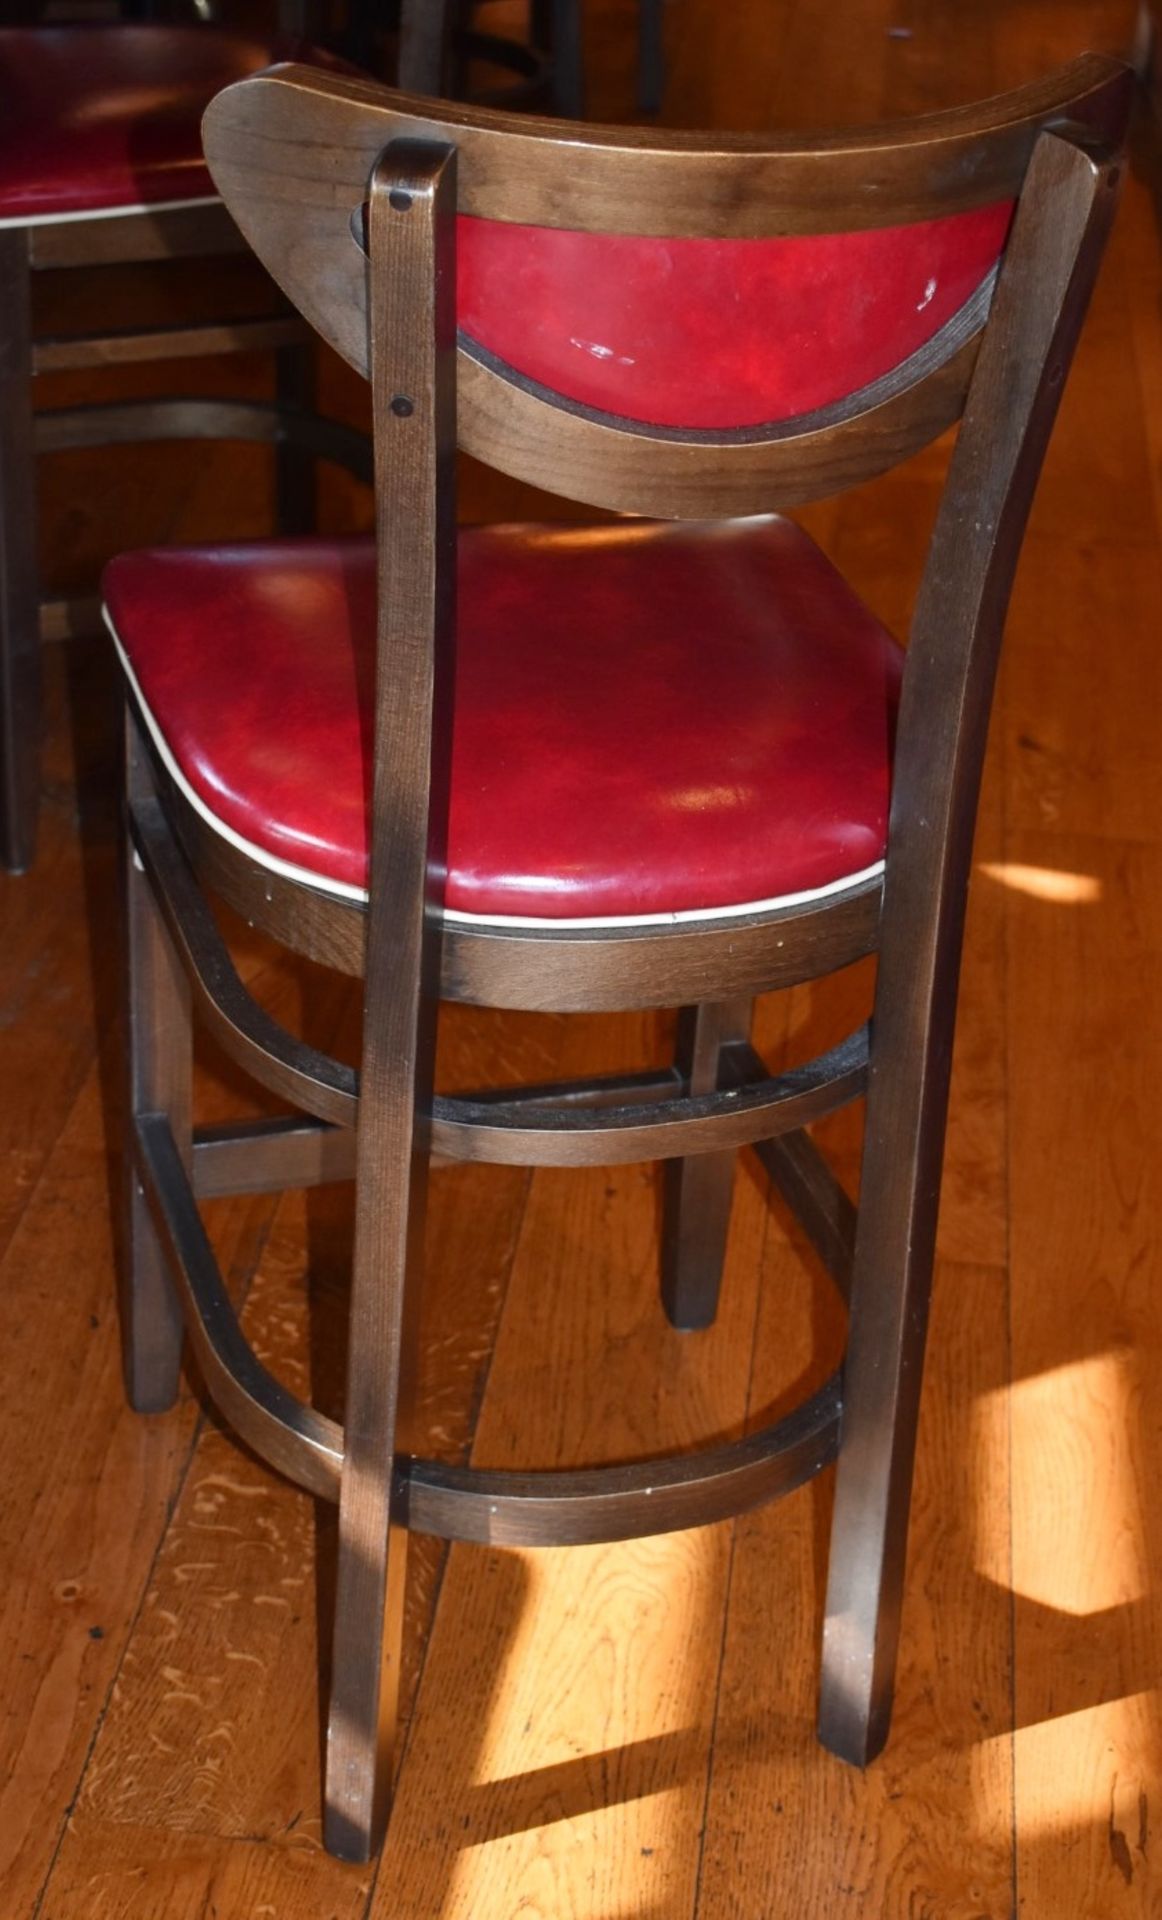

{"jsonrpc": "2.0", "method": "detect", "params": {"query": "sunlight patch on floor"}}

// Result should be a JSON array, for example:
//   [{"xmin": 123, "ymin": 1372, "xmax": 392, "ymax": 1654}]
[
  {"xmin": 976, "ymin": 1349, "xmax": 1146, "ymax": 1616},
  {"xmin": 1006, "ymin": 1690, "xmax": 1160, "ymax": 1845},
  {"xmin": 978, "ymin": 860, "xmax": 1102, "ymax": 904},
  {"xmin": 437, "ymin": 1528, "xmax": 722, "ymax": 1919}
]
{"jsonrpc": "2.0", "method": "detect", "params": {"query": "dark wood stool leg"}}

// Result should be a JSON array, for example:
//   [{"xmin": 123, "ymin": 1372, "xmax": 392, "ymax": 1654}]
[
  {"xmin": 530, "ymin": 0, "xmax": 551, "ymax": 50},
  {"xmin": 816, "ymin": 962, "xmax": 958, "ymax": 1765},
  {"xmin": 661, "ymin": 998, "xmax": 752, "ymax": 1330},
  {"xmin": 274, "ymin": 339, "xmax": 319, "ymax": 537},
  {"xmin": 323, "ymin": 985, "xmax": 434, "ymax": 1859},
  {"xmin": 0, "ymin": 229, "xmax": 42, "ymax": 875},
  {"xmin": 121, "ymin": 712, "xmax": 191, "ymax": 1412},
  {"xmin": 325, "ymin": 131, "xmax": 451, "ymax": 1861},
  {"xmin": 549, "ymin": 0, "xmax": 585, "ymax": 116},
  {"xmin": 637, "ymin": 0, "xmax": 665, "ymax": 113},
  {"xmin": 816, "ymin": 123, "xmax": 1123, "ymax": 1769},
  {"xmin": 326, "ymin": 131, "xmax": 453, "ymax": 1858}
]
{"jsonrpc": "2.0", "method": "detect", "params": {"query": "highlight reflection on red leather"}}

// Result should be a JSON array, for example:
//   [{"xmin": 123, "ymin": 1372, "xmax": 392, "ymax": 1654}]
[
  {"xmin": 105, "ymin": 521, "xmax": 902, "ymax": 921},
  {"xmin": 458, "ymin": 203, "xmax": 1013, "ymax": 429},
  {"xmin": 0, "ymin": 28, "xmax": 333, "ymax": 223}
]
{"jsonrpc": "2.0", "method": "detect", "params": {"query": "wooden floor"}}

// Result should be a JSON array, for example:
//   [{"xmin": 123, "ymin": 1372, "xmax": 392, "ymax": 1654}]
[{"xmin": 4, "ymin": 1, "xmax": 1161, "ymax": 1913}]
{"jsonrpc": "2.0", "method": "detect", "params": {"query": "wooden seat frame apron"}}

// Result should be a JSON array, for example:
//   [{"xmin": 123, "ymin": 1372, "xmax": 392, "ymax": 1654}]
[
  {"xmin": 0, "ymin": 54, "xmax": 375, "ymax": 876},
  {"xmin": 118, "ymin": 56, "xmax": 1130, "ymax": 1861}
]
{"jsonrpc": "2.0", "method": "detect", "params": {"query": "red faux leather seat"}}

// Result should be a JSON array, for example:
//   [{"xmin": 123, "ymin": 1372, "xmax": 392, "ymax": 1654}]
[
  {"xmin": 104, "ymin": 518, "xmax": 902, "ymax": 925},
  {"xmin": 0, "ymin": 28, "xmax": 315, "ymax": 226}
]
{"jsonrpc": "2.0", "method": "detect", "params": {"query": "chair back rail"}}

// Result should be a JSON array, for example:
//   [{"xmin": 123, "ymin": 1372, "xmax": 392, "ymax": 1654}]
[{"xmin": 202, "ymin": 55, "xmax": 1130, "ymax": 515}]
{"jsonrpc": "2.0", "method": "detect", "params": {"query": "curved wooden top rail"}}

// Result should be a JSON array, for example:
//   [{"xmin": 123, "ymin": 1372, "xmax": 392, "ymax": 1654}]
[{"xmin": 201, "ymin": 56, "xmax": 1128, "ymax": 376}]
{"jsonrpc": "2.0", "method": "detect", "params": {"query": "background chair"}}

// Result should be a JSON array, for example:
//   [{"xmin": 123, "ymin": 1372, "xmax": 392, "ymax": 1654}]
[
  {"xmin": 0, "ymin": 22, "xmax": 377, "ymax": 876},
  {"xmin": 104, "ymin": 52, "xmax": 1130, "ymax": 1861},
  {"xmin": 397, "ymin": 0, "xmax": 666, "ymax": 114}
]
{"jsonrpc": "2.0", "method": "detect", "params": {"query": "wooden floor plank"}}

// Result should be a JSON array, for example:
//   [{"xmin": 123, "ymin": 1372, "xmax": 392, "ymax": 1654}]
[
  {"xmin": 697, "ymin": 1253, "xmax": 1014, "ymax": 1920},
  {"xmin": 0, "ymin": 876, "xmax": 355, "ymax": 1913},
  {"xmin": 1003, "ymin": 533, "xmax": 1162, "ymax": 846},
  {"xmin": 0, "ymin": 1063, "xmax": 280, "ymax": 1920},
  {"xmin": 1006, "ymin": 831, "xmax": 1162, "ymax": 1915},
  {"xmin": 38, "ymin": 1820, "xmax": 370, "ymax": 1920},
  {"xmin": 40, "ymin": 1009, "xmax": 592, "ymax": 1910},
  {"xmin": 0, "ymin": 1105, "xmax": 198, "ymax": 1920},
  {"xmin": 0, "ymin": 648, "xmax": 117, "ymax": 1265}
]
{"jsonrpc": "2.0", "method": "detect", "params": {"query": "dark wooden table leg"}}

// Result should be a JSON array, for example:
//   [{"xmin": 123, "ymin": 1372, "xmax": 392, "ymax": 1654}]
[
  {"xmin": 549, "ymin": 0, "xmax": 585, "ymax": 117},
  {"xmin": 274, "ymin": 338, "xmax": 319, "ymax": 536},
  {"xmin": 273, "ymin": 0, "xmax": 323, "ymax": 35},
  {"xmin": 661, "ymin": 998, "xmax": 753, "ymax": 1330},
  {"xmin": 530, "ymin": 0, "xmax": 551, "ymax": 49},
  {"xmin": 0, "ymin": 229, "xmax": 42, "ymax": 874},
  {"xmin": 399, "ymin": 0, "xmax": 453, "ymax": 91},
  {"xmin": 637, "ymin": 0, "xmax": 665, "ymax": 113}
]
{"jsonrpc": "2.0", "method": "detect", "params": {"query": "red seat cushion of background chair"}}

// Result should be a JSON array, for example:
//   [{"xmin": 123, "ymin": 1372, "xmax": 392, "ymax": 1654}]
[
  {"xmin": 0, "ymin": 28, "xmax": 330, "ymax": 223},
  {"xmin": 104, "ymin": 519, "xmax": 903, "ymax": 924}
]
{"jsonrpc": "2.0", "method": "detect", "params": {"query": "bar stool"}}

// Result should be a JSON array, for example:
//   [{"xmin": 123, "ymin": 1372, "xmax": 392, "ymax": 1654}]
[
  {"xmin": 106, "ymin": 51, "xmax": 1130, "ymax": 1860},
  {"xmin": 0, "ymin": 25, "xmax": 372, "ymax": 874}
]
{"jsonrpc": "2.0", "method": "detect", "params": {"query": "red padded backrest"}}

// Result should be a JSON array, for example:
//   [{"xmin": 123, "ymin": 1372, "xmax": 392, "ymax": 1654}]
[
  {"xmin": 200, "ymin": 58, "xmax": 1129, "ymax": 509},
  {"xmin": 457, "ymin": 202, "xmax": 1014, "ymax": 430}
]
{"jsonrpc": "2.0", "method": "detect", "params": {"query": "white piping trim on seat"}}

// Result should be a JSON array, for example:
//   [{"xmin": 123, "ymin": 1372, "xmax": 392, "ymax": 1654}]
[
  {"xmin": 0, "ymin": 193, "xmax": 220, "ymax": 231},
  {"xmin": 107, "ymin": 608, "xmax": 885, "ymax": 932}
]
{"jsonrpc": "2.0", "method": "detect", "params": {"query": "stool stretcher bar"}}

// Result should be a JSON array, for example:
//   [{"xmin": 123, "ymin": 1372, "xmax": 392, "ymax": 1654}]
[{"xmin": 136, "ymin": 1108, "xmax": 843, "ymax": 1545}]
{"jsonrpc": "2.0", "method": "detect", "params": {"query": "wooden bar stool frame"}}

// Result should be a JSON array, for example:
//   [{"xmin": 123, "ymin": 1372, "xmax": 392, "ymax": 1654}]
[
  {"xmin": 0, "ymin": 124, "xmax": 373, "ymax": 874},
  {"xmin": 116, "ymin": 55, "xmax": 1130, "ymax": 1860}
]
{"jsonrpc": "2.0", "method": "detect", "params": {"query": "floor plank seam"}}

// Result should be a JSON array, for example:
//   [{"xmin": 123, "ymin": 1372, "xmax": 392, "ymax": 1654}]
[
  {"xmin": 0, "ymin": 1013, "xmax": 101, "ymax": 1277},
  {"xmin": 28, "ymin": 1400, "xmax": 213, "ymax": 1920},
  {"xmin": 690, "ymin": 1163, "xmax": 777, "ymax": 1918},
  {"xmin": 29, "ymin": 1194, "xmax": 285, "ymax": 1919}
]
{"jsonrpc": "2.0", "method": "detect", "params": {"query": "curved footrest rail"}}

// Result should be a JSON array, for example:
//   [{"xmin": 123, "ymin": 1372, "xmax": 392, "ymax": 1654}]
[
  {"xmin": 401, "ymin": 1377, "xmax": 842, "ymax": 1546},
  {"xmin": 137, "ymin": 1108, "xmax": 842, "ymax": 1543}
]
